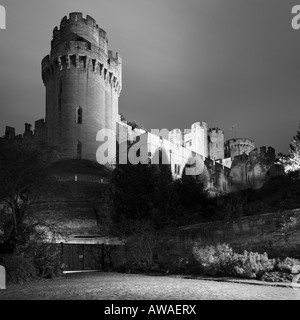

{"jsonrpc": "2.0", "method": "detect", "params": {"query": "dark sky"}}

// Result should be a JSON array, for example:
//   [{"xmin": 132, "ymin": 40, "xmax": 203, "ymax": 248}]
[{"xmin": 0, "ymin": 0, "xmax": 300, "ymax": 154}]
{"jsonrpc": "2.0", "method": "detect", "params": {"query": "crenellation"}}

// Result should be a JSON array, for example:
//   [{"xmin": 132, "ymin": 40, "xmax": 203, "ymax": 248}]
[
  {"xmin": 25, "ymin": 123, "xmax": 32, "ymax": 133},
  {"xmin": 4, "ymin": 126, "xmax": 15, "ymax": 139},
  {"xmin": 69, "ymin": 12, "xmax": 83, "ymax": 22},
  {"xmin": 1, "ymin": 119, "xmax": 46, "ymax": 147}
]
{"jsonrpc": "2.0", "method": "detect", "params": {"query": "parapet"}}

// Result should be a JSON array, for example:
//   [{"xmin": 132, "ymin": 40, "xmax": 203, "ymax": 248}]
[
  {"xmin": 226, "ymin": 138, "xmax": 255, "ymax": 148},
  {"xmin": 55, "ymin": 13, "xmax": 107, "ymax": 36},
  {"xmin": 60, "ymin": 13, "xmax": 98, "ymax": 29},
  {"xmin": 108, "ymin": 50, "xmax": 122, "ymax": 64},
  {"xmin": 51, "ymin": 13, "xmax": 108, "ymax": 54},
  {"xmin": 2, "ymin": 119, "xmax": 46, "ymax": 145},
  {"xmin": 208, "ymin": 127, "xmax": 223, "ymax": 135},
  {"xmin": 249, "ymin": 146, "xmax": 275, "ymax": 158},
  {"xmin": 191, "ymin": 122, "xmax": 208, "ymax": 130}
]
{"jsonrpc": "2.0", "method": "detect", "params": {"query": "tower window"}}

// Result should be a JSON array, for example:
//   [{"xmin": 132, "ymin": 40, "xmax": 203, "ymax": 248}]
[
  {"xmin": 76, "ymin": 107, "xmax": 82, "ymax": 124},
  {"xmin": 58, "ymin": 80, "xmax": 62, "ymax": 112},
  {"xmin": 77, "ymin": 141, "xmax": 82, "ymax": 159}
]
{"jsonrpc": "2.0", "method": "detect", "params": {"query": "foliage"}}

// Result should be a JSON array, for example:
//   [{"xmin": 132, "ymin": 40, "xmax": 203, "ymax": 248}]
[
  {"xmin": 192, "ymin": 243, "xmax": 276, "ymax": 279},
  {"xmin": 170, "ymin": 256, "xmax": 201, "ymax": 275},
  {"xmin": 261, "ymin": 272, "xmax": 295, "ymax": 283},
  {"xmin": 278, "ymin": 125, "xmax": 300, "ymax": 173},
  {"xmin": 214, "ymin": 172, "xmax": 300, "ymax": 219},
  {"xmin": 115, "ymin": 220, "xmax": 161, "ymax": 273},
  {"xmin": 30, "ymin": 244, "xmax": 63, "ymax": 279},
  {"xmin": 0, "ymin": 142, "xmax": 51, "ymax": 250},
  {"xmin": 276, "ymin": 257, "xmax": 300, "ymax": 273},
  {"xmin": 232, "ymin": 251, "xmax": 275, "ymax": 279},
  {"xmin": 0, "ymin": 254, "xmax": 37, "ymax": 284},
  {"xmin": 102, "ymin": 160, "xmax": 210, "ymax": 236},
  {"xmin": 192, "ymin": 243, "xmax": 236, "ymax": 276}
]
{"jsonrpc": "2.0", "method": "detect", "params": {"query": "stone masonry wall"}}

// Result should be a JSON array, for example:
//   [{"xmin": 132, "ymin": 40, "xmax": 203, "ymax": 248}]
[{"xmin": 152, "ymin": 209, "xmax": 300, "ymax": 266}]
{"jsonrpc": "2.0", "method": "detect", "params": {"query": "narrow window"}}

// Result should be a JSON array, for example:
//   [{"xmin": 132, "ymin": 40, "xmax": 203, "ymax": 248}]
[
  {"xmin": 77, "ymin": 141, "xmax": 82, "ymax": 159},
  {"xmin": 76, "ymin": 107, "xmax": 83, "ymax": 124},
  {"xmin": 58, "ymin": 80, "xmax": 62, "ymax": 112}
]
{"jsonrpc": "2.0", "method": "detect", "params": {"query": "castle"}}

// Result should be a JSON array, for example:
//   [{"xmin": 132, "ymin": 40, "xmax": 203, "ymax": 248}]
[{"xmin": 1, "ymin": 13, "xmax": 283, "ymax": 196}]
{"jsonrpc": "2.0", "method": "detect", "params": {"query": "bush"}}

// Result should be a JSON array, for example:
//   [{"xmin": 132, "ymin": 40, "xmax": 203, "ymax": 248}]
[
  {"xmin": 170, "ymin": 256, "xmax": 200, "ymax": 275},
  {"xmin": 232, "ymin": 251, "xmax": 276, "ymax": 279},
  {"xmin": 192, "ymin": 243, "xmax": 276, "ymax": 278},
  {"xmin": 0, "ymin": 254, "xmax": 37, "ymax": 284},
  {"xmin": 31, "ymin": 244, "xmax": 63, "ymax": 279},
  {"xmin": 276, "ymin": 257, "xmax": 300, "ymax": 274},
  {"xmin": 192, "ymin": 243, "xmax": 235, "ymax": 276}
]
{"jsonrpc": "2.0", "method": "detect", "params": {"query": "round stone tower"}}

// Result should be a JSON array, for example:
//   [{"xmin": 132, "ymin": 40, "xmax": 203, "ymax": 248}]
[
  {"xmin": 42, "ymin": 13, "xmax": 122, "ymax": 162},
  {"xmin": 190, "ymin": 122, "xmax": 208, "ymax": 158},
  {"xmin": 225, "ymin": 138, "xmax": 255, "ymax": 160}
]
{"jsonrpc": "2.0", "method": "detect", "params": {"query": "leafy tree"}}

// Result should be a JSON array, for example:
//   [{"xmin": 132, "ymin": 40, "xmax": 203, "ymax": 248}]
[
  {"xmin": 278, "ymin": 125, "xmax": 300, "ymax": 173},
  {"xmin": 0, "ymin": 142, "xmax": 52, "ymax": 252},
  {"xmin": 102, "ymin": 156, "xmax": 210, "ymax": 235}
]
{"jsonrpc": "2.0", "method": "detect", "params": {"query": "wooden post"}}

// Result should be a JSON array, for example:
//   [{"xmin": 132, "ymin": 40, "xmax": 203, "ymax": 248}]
[{"xmin": 0, "ymin": 265, "xmax": 6, "ymax": 289}]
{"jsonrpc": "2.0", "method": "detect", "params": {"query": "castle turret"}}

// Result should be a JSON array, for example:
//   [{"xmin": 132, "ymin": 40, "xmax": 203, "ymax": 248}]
[
  {"xmin": 42, "ymin": 13, "xmax": 122, "ymax": 162},
  {"xmin": 189, "ymin": 122, "xmax": 208, "ymax": 158},
  {"xmin": 225, "ymin": 138, "xmax": 255, "ymax": 160}
]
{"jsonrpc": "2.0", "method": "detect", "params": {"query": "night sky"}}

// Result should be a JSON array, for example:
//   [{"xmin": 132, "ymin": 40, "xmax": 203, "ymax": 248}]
[{"xmin": 0, "ymin": 0, "xmax": 300, "ymax": 154}]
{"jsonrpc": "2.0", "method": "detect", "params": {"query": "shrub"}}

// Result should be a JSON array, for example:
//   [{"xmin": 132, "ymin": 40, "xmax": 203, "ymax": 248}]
[
  {"xmin": 192, "ymin": 243, "xmax": 276, "ymax": 278},
  {"xmin": 31, "ymin": 244, "xmax": 63, "ymax": 279},
  {"xmin": 232, "ymin": 251, "xmax": 276, "ymax": 279},
  {"xmin": 276, "ymin": 257, "xmax": 300, "ymax": 274},
  {"xmin": 170, "ymin": 256, "xmax": 200, "ymax": 275},
  {"xmin": 192, "ymin": 243, "xmax": 235, "ymax": 276},
  {"xmin": 0, "ymin": 254, "xmax": 37, "ymax": 284}
]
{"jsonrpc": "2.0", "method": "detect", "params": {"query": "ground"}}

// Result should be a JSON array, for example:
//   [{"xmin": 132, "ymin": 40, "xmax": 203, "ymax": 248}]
[{"xmin": 0, "ymin": 272, "xmax": 299, "ymax": 300}]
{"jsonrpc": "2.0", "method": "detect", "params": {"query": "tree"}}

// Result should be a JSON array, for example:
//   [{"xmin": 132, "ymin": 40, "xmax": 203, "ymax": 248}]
[
  {"xmin": 0, "ymin": 142, "xmax": 52, "ymax": 252},
  {"xmin": 278, "ymin": 126, "xmax": 300, "ymax": 173},
  {"xmin": 102, "ymin": 153, "xmax": 210, "ymax": 235}
]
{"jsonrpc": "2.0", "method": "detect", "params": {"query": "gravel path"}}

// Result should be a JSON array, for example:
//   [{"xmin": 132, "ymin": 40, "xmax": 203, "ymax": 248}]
[{"xmin": 0, "ymin": 272, "xmax": 299, "ymax": 300}]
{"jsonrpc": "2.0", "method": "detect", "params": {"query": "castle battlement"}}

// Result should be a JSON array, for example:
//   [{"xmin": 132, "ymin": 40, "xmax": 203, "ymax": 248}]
[
  {"xmin": 1, "ymin": 120, "xmax": 46, "ymax": 147},
  {"xmin": 249, "ymin": 146, "xmax": 275, "ymax": 158},
  {"xmin": 108, "ymin": 50, "xmax": 122, "ymax": 64},
  {"xmin": 42, "ymin": 46, "xmax": 122, "ymax": 94},
  {"xmin": 208, "ymin": 128, "xmax": 223, "ymax": 134},
  {"xmin": 191, "ymin": 122, "xmax": 208, "ymax": 130},
  {"xmin": 53, "ymin": 13, "xmax": 107, "ymax": 39},
  {"xmin": 226, "ymin": 138, "xmax": 255, "ymax": 148},
  {"xmin": 51, "ymin": 13, "xmax": 109, "ymax": 59}
]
